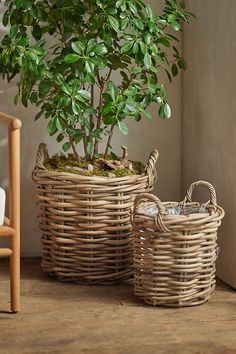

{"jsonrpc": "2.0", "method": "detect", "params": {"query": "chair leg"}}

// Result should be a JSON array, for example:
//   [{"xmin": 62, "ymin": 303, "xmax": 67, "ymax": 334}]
[
  {"xmin": 10, "ymin": 234, "xmax": 20, "ymax": 313},
  {"xmin": 8, "ymin": 124, "xmax": 21, "ymax": 313}
]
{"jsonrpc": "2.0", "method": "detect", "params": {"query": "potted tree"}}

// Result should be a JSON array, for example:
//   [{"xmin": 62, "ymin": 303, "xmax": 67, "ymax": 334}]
[{"xmin": 0, "ymin": 0, "xmax": 194, "ymax": 283}]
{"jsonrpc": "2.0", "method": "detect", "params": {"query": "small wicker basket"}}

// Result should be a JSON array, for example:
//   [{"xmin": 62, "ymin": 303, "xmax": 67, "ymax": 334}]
[
  {"xmin": 132, "ymin": 181, "xmax": 225, "ymax": 307},
  {"xmin": 32, "ymin": 143, "xmax": 159, "ymax": 284}
]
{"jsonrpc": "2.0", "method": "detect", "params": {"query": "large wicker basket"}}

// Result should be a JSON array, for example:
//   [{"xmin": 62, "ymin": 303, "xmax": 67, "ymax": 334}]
[
  {"xmin": 32, "ymin": 143, "xmax": 159, "ymax": 284},
  {"xmin": 132, "ymin": 181, "xmax": 225, "ymax": 307}
]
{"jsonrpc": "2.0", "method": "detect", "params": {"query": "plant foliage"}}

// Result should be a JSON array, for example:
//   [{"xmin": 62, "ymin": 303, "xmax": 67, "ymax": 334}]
[{"xmin": 0, "ymin": 0, "xmax": 194, "ymax": 161}]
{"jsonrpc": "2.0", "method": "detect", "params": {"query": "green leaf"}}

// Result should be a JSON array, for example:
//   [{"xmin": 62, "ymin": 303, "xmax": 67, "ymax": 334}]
[
  {"xmin": 87, "ymin": 39, "xmax": 97, "ymax": 54},
  {"xmin": 64, "ymin": 54, "xmax": 80, "ymax": 64},
  {"xmin": 128, "ymin": 2, "xmax": 137, "ymax": 13},
  {"xmin": 116, "ymin": 0, "xmax": 126, "ymax": 9},
  {"xmin": 56, "ymin": 117, "xmax": 66, "ymax": 131},
  {"xmin": 144, "ymin": 33, "xmax": 152, "ymax": 45},
  {"xmin": 126, "ymin": 102, "xmax": 136, "ymax": 112},
  {"xmin": 58, "ymin": 96, "xmax": 70, "ymax": 109},
  {"xmin": 71, "ymin": 41, "xmax": 85, "ymax": 54},
  {"xmin": 143, "ymin": 110, "xmax": 152, "ymax": 119},
  {"xmin": 171, "ymin": 21, "xmax": 181, "ymax": 31},
  {"xmin": 133, "ymin": 18, "xmax": 144, "ymax": 30},
  {"xmin": 21, "ymin": 95, "xmax": 28, "ymax": 108},
  {"xmin": 146, "ymin": 4, "xmax": 154, "ymax": 18},
  {"xmin": 74, "ymin": 131, "xmax": 85, "ymax": 144},
  {"xmin": 103, "ymin": 115, "xmax": 116, "ymax": 125},
  {"xmin": 85, "ymin": 60, "xmax": 95, "ymax": 73},
  {"xmin": 14, "ymin": 93, "xmax": 19, "ymax": 105},
  {"xmin": 57, "ymin": 133, "xmax": 64, "ymax": 143},
  {"xmin": 107, "ymin": 81, "xmax": 118, "ymax": 101},
  {"xmin": 117, "ymin": 102, "xmax": 126, "ymax": 113},
  {"xmin": 121, "ymin": 41, "xmax": 133, "ymax": 53},
  {"xmin": 86, "ymin": 107, "xmax": 97, "ymax": 115},
  {"xmin": 108, "ymin": 15, "xmax": 119, "ymax": 32},
  {"xmin": 171, "ymin": 63, "xmax": 178, "ymax": 76},
  {"xmin": 144, "ymin": 52, "xmax": 152, "ymax": 69},
  {"xmin": 47, "ymin": 118, "xmax": 57, "ymax": 136},
  {"xmin": 34, "ymin": 111, "xmax": 44, "ymax": 121},
  {"xmin": 168, "ymin": 14, "xmax": 176, "ymax": 23},
  {"xmin": 54, "ymin": 74, "xmax": 64, "ymax": 86},
  {"xmin": 139, "ymin": 42, "xmax": 146, "ymax": 55},
  {"xmin": 165, "ymin": 69, "xmax": 172, "ymax": 83},
  {"xmin": 121, "ymin": 17, "xmax": 129, "ymax": 30},
  {"xmin": 150, "ymin": 65, "xmax": 157, "ymax": 74},
  {"xmin": 61, "ymin": 84, "xmax": 71, "ymax": 95},
  {"xmin": 118, "ymin": 121, "xmax": 128, "ymax": 135},
  {"xmin": 10, "ymin": 25, "xmax": 18, "ymax": 38},
  {"xmin": 78, "ymin": 90, "xmax": 91, "ymax": 100},
  {"xmin": 86, "ymin": 72, "xmax": 96, "ymax": 84},
  {"xmin": 62, "ymin": 142, "xmax": 71, "ymax": 152},
  {"xmin": 2, "ymin": 11, "xmax": 9, "ymax": 27},
  {"xmin": 131, "ymin": 66, "xmax": 142, "ymax": 74},
  {"xmin": 178, "ymin": 59, "xmax": 187, "ymax": 70},
  {"xmin": 96, "ymin": 44, "xmax": 108, "ymax": 55},
  {"xmin": 107, "ymin": 8, "xmax": 117, "ymax": 15},
  {"xmin": 133, "ymin": 42, "xmax": 139, "ymax": 54},
  {"xmin": 39, "ymin": 81, "xmax": 51, "ymax": 98},
  {"xmin": 102, "ymin": 104, "xmax": 113, "ymax": 116},
  {"xmin": 158, "ymin": 38, "xmax": 171, "ymax": 47},
  {"xmin": 135, "ymin": 113, "xmax": 142, "ymax": 122},
  {"xmin": 164, "ymin": 103, "xmax": 171, "ymax": 118},
  {"xmin": 159, "ymin": 104, "xmax": 165, "ymax": 119},
  {"xmin": 72, "ymin": 101, "xmax": 81, "ymax": 115}
]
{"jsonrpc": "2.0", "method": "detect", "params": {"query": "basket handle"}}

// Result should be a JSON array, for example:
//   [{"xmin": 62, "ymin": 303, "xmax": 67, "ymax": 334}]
[
  {"xmin": 35, "ymin": 143, "xmax": 49, "ymax": 170},
  {"xmin": 133, "ymin": 193, "xmax": 169, "ymax": 232},
  {"xmin": 144, "ymin": 149, "xmax": 159, "ymax": 189},
  {"xmin": 184, "ymin": 180, "xmax": 217, "ymax": 206},
  {"xmin": 134, "ymin": 193, "xmax": 166, "ymax": 214}
]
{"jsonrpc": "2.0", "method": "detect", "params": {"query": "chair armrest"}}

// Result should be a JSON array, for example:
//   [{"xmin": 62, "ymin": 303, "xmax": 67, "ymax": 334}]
[
  {"xmin": 0, "ymin": 112, "xmax": 21, "ymax": 230},
  {"xmin": 0, "ymin": 112, "xmax": 22, "ymax": 130}
]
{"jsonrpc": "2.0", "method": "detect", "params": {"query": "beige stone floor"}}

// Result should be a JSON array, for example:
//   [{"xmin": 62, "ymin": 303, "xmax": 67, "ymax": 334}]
[{"xmin": 0, "ymin": 258, "xmax": 236, "ymax": 354}]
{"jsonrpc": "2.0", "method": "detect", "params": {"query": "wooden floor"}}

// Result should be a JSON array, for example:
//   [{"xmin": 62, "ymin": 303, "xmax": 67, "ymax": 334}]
[{"xmin": 0, "ymin": 259, "xmax": 236, "ymax": 354}]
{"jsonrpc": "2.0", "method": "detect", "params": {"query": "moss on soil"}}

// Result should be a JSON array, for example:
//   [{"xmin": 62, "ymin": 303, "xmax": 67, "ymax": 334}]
[{"xmin": 45, "ymin": 154, "xmax": 144, "ymax": 177}]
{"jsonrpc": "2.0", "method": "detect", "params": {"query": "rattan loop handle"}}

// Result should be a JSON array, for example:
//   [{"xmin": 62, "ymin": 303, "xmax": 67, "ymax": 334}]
[
  {"xmin": 133, "ymin": 193, "xmax": 169, "ymax": 232},
  {"xmin": 134, "ymin": 193, "xmax": 166, "ymax": 215},
  {"xmin": 145, "ymin": 149, "xmax": 159, "ymax": 189},
  {"xmin": 35, "ymin": 143, "xmax": 49, "ymax": 170},
  {"xmin": 185, "ymin": 180, "xmax": 217, "ymax": 206}
]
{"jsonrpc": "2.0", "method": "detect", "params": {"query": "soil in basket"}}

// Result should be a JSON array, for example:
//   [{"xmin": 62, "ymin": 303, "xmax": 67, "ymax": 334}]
[{"xmin": 45, "ymin": 153, "xmax": 144, "ymax": 178}]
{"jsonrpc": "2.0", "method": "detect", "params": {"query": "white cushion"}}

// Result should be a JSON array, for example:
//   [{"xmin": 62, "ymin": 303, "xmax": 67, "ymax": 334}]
[{"xmin": 0, "ymin": 187, "xmax": 6, "ymax": 226}]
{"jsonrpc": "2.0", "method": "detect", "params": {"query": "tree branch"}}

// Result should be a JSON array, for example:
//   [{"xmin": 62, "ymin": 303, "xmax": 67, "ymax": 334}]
[
  {"xmin": 64, "ymin": 120, "xmax": 80, "ymax": 163},
  {"xmin": 88, "ymin": 0, "xmax": 92, "ymax": 13},
  {"xmin": 104, "ymin": 123, "xmax": 116, "ymax": 159},
  {"xmin": 70, "ymin": 137, "xmax": 81, "ymax": 163},
  {"xmin": 93, "ymin": 78, "xmax": 105, "ymax": 158},
  {"xmin": 81, "ymin": 124, "xmax": 90, "ymax": 161},
  {"xmin": 106, "ymin": 68, "xmax": 113, "ymax": 82},
  {"xmin": 90, "ymin": 84, "xmax": 94, "ymax": 127}
]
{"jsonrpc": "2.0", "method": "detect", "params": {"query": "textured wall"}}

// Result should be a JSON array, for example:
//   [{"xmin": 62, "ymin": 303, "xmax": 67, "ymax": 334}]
[
  {"xmin": 0, "ymin": 1, "xmax": 182, "ymax": 256},
  {"xmin": 183, "ymin": 0, "xmax": 236, "ymax": 288}
]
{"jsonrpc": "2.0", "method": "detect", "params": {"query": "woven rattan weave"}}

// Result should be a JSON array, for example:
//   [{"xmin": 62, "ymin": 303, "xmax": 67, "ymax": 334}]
[
  {"xmin": 132, "ymin": 181, "xmax": 225, "ymax": 307},
  {"xmin": 32, "ymin": 143, "xmax": 158, "ymax": 284}
]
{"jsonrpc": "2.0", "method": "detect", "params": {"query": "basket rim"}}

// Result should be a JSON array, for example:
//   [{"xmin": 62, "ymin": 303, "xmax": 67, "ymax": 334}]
[
  {"xmin": 134, "ymin": 201, "xmax": 225, "ymax": 219},
  {"xmin": 33, "ymin": 164, "xmax": 148, "ymax": 181},
  {"xmin": 33, "ymin": 143, "xmax": 159, "ymax": 183}
]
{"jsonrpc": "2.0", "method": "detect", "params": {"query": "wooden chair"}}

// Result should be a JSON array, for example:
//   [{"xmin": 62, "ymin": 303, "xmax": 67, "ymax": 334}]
[{"xmin": 0, "ymin": 112, "xmax": 21, "ymax": 313}]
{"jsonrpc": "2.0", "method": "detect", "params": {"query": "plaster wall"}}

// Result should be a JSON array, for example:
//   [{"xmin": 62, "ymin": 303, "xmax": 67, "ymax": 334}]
[
  {"xmin": 0, "ymin": 0, "xmax": 182, "ymax": 256},
  {"xmin": 183, "ymin": 0, "xmax": 236, "ymax": 287}
]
